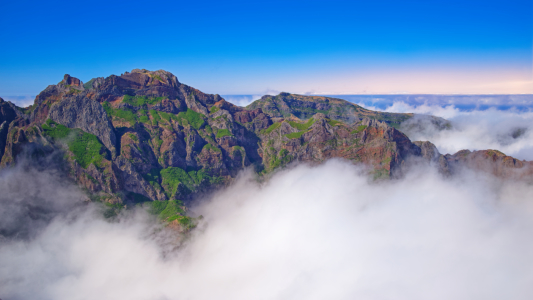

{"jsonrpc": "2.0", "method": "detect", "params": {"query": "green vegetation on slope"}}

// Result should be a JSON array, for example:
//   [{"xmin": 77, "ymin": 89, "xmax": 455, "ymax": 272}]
[
  {"xmin": 123, "ymin": 95, "xmax": 165, "ymax": 106},
  {"xmin": 351, "ymin": 125, "xmax": 367, "ymax": 134},
  {"xmin": 215, "ymin": 128, "xmax": 232, "ymax": 138},
  {"xmin": 269, "ymin": 148, "xmax": 292, "ymax": 170},
  {"xmin": 288, "ymin": 118, "xmax": 315, "ymax": 131},
  {"xmin": 102, "ymin": 102, "xmax": 138, "ymax": 126},
  {"xmin": 83, "ymin": 78, "xmax": 95, "ymax": 90},
  {"xmin": 203, "ymin": 143, "xmax": 221, "ymax": 153},
  {"xmin": 42, "ymin": 119, "xmax": 106, "ymax": 168},
  {"xmin": 285, "ymin": 131, "xmax": 308, "ymax": 139},
  {"xmin": 326, "ymin": 119, "xmax": 342, "ymax": 126},
  {"xmin": 176, "ymin": 108, "xmax": 205, "ymax": 129},
  {"xmin": 160, "ymin": 166, "xmax": 223, "ymax": 198},
  {"xmin": 161, "ymin": 167, "xmax": 194, "ymax": 197},
  {"xmin": 143, "ymin": 200, "xmax": 196, "ymax": 229},
  {"xmin": 262, "ymin": 122, "xmax": 281, "ymax": 134}
]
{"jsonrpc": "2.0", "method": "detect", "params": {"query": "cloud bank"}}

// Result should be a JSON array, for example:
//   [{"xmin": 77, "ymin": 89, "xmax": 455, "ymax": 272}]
[
  {"xmin": 331, "ymin": 95, "xmax": 533, "ymax": 161},
  {"xmin": 1, "ymin": 160, "xmax": 533, "ymax": 300}
]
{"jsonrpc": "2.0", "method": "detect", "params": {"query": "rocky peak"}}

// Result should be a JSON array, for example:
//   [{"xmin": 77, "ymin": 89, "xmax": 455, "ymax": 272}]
[
  {"xmin": 61, "ymin": 74, "xmax": 82, "ymax": 87},
  {"xmin": 361, "ymin": 117, "xmax": 388, "ymax": 129}
]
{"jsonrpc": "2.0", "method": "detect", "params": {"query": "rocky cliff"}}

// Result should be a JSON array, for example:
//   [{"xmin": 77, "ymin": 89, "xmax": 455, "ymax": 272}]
[{"xmin": 1, "ymin": 69, "xmax": 531, "ymax": 213}]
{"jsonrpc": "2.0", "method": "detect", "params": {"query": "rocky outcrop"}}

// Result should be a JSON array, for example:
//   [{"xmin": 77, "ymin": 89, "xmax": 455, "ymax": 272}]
[
  {"xmin": 48, "ymin": 95, "xmax": 117, "ymax": 156},
  {"xmin": 445, "ymin": 149, "xmax": 533, "ymax": 181},
  {"xmin": 61, "ymin": 74, "xmax": 82, "ymax": 87}
]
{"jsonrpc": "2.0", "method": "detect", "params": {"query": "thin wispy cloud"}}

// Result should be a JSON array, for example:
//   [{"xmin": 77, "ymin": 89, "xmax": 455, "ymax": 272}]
[{"xmin": 2, "ymin": 95, "xmax": 35, "ymax": 108}]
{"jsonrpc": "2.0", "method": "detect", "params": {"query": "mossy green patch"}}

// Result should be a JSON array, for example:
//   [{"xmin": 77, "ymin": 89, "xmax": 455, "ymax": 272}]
[
  {"xmin": 158, "ymin": 111, "xmax": 178, "ymax": 123},
  {"xmin": 127, "ymin": 133, "xmax": 138, "ymax": 142},
  {"xmin": 149, "ymin": 109, "xmax": 161, "ymax": 126},
  {"xmin": 285, "ymin": 131, "xmax": 307, "ymax": 139},
  {"xmin": 351, "ymin": 125, "xmax": 368, "ymax": 134},
  {"xmin": 269, "ymin": 148, "xmax": 292, "ymax": 170},
  {"xmin": 122, "ymin": 95, "xmax": 164, "ymax": 107},
  {"xmin": 177, "ymin": 108, "xmax": 205, "ymax": 129},
  {"xmin": 215, "ymin": 128, "xmax": 232, "ymax": 138},
  {"xmin": 158, "ymin": 200, "xmax": 186, "ymax": 220},
  {"xmin": 102, "ymin": 102, "xmax": 137, "ymax": 126},
  {"xmin": 203, "ymin": 143, "xmax": 221, "ymax": 153},
  {"xmin": 204, "ymin": 125, "xmax": 213, "ymax": 135},
  {"xmin": 42, "ymin": 119, "xmax": 106, "ymax": 169},
  {"xmin": 326, "ymin": 119, "xmax": 342, "ymax": 126},
  {"xmin": 263, "ymin": 122, "xmax": 281, "ymax": 134},
  {"xmin": 144, "ymin": 200, "xmax": 196, "ymax": 229},
  {"xmin": 287, "ymin": 118, "xmax": 315, "ymax": 131},
  {"xmin": 161, "ymin": 167, "xmax": 193, "ymax": 197},
  {"xmin": 210, "ymin": 106, "xmax": 220, "ymax": 113},
  {"xmin": 69, "ymin": 131, "xmax": 106, "ymax": 168},
  {"xmin": 160, "ymin": 166, "xmax": 223, "ymax": 197}
]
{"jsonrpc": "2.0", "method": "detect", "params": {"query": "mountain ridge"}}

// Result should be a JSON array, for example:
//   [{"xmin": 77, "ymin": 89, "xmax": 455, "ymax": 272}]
[{"xmin": 0, "ymin": 69, "xmax": 531, "ymax": 226}]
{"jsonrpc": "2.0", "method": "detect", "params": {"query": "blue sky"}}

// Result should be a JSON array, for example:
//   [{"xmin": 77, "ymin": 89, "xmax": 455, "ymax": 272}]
[{"xmin": 0, "ymin": 0, "xmax": 531, "ymax": 96}]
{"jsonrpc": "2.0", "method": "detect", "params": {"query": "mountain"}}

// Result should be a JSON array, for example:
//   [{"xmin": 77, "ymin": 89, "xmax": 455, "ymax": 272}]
[{"xmin": 0, "ymin": 69, "xmax": 531, "ymax": 217}]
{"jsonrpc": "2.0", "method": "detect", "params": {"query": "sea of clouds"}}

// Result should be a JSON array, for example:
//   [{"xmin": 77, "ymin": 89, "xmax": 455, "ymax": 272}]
[
  {"xmin": 1, "ymin": 160, "xmax": 533, "ymax": 300},
  {"xmin": 340, "ymin": 95, "xmax": 533, "ymax": 161}
]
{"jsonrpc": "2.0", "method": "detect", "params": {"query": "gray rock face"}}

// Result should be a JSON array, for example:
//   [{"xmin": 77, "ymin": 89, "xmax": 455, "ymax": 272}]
[
  {"xmin": 413, "ymin": 141, "xmax": 441, "ymax": 162},
  {"xmin": 0, "ymin": 121, "xmax": 8, "ymax": 159},
  {"xmin": 48, "ymin": 95, "xmax": 117, "ymax": 156},
  {"xmin": 413, "ymin": 141, "xmax": 450, "ymax": 174}
]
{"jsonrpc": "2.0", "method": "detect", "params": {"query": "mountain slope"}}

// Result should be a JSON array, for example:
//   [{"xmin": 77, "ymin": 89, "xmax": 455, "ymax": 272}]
[
  {"xmin": 0, "ymin": 69, "xmax": 531, "ymax": 210},
  {"xmin": 246, "ymin": 93, "xmax": 413, "ymax": 127}
]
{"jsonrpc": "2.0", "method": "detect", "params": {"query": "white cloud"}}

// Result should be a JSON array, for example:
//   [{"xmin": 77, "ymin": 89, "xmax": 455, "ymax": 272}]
[
  {"xmin": 2, "ymin": 95, "xmax": 35, "ymax": 108},
  {"xmin": 222, "ymin": 95, "xmax": 262, "ymax": 107},
  {"xmin": 353, "ymin": 99, "xmax": 533, "ymax": 160},
  {"xmin": 1, "ymin": 161, "xmax": 533, "ymax": 300}
]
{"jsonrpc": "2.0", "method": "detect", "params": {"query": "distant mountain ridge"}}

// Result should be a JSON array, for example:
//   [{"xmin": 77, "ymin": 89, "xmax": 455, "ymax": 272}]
[{"xmin": 0, "ymin": 69, "xmax": 531, "ymax": 226}]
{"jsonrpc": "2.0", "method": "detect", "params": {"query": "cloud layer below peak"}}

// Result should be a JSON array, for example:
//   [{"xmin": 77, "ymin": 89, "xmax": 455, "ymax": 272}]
[{"xmin": 1, "ymin": 161, "xmax": 533, "ymax": 300}]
